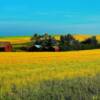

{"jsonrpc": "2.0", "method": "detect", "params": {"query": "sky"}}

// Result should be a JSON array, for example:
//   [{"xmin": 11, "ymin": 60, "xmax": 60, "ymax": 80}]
[{"xmin": 0, "ymin": 0, "xmax": 100, "ymax": 36}]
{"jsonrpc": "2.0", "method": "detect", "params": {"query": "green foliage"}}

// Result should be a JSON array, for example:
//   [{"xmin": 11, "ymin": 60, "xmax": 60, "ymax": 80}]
[
  {"xmin": 12, "ymin": 42, "xmax": 32, "ymax": 51},
  {"xmin": 30, "ymin": 33, "xmax": 100, "ymax": 51},
  {"xmin": 1, "ymin": 75, "xmax": 100, "ymax": 100},
  {"xmin": 29, "ymin": 33, "xmax": 58, "ymax": 51}
]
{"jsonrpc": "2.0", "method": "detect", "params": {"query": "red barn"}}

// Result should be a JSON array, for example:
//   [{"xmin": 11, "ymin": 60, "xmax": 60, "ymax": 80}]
[
  {"xmin": 53, "ymin": 46, "xmax": 60, "ymax": 52},
  {"xmin": 0, "ymin": 42, "xmax": 12, "ymax": 52}
]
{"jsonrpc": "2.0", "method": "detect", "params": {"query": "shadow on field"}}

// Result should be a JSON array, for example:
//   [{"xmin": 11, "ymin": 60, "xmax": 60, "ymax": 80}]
[{"xmin": 2, "ymin": 74, "xmax": 100, "ymax": 100}]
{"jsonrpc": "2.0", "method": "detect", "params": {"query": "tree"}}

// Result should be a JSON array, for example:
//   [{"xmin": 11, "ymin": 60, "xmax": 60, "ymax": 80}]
[
  {"xmin": 81, "ymin": 36, "xmax": 98, "ymax": 49},
  {"xmin": 60, "ymin": 34, "xmax": 78, "ymax": 51}
]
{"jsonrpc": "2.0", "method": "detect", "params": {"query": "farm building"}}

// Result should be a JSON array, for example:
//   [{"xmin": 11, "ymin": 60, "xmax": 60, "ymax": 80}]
[
  {"xmin": 0, "ymin": 42, "xmax": 12, "ymax": 52},
  {"xmin": 27, "ymin": 45, "xmax": 60, "ymax": 52}
]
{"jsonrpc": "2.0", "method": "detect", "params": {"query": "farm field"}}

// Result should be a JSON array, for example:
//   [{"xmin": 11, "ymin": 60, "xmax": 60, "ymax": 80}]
[
  {"xmin": 0, "ymin": 36, "xmax": 30, "ymax": 44},
  {"xmin": 1, "ymin": 35, "xmax": 100, "ymax": 44},
  {"xmin": 0, "ymin": 49, "xmax": 100, "ymax": 99}
]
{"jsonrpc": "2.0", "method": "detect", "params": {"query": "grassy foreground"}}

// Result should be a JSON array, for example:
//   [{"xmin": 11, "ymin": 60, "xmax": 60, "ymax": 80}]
[{"xmin": 0, "ymin": 50, "xmax": 100, "ymax": 99}]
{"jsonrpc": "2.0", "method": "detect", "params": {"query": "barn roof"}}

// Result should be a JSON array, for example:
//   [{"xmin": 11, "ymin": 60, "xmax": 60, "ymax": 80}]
[
  {"xmin": 34, "ymin": 45, "xmax": 42, "ymax": 48},
  {"xmin": 0, "ymin": 42, "xmax": 11, "ymax": 47}
]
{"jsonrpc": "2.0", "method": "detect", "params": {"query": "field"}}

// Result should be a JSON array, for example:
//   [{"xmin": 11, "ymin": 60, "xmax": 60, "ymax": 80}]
[
  {"xmin": 0, "ymin": 35, "xmax": 100, "ymax": 100},
  {"xmin": 0, "ymin": 50, "xmax": 100, "ymax": 100},
  {"xmin": 0, "ymin": 36, "xmax": 30, "ymax": 44}
]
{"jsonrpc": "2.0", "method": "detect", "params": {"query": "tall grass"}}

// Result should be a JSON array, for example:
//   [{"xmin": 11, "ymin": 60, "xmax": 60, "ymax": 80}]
[{"xmin": 1, "ymin": 75, "xmax": 100, "ymax": 100}]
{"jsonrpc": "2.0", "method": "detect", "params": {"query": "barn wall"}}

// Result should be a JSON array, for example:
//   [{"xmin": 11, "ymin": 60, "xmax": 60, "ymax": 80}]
[
  {"xmin": 0, "ymin": 42, "xmax": 12, "ymax": 52},
  {"xmin": 5, "ymin": 45, "xmax": 12, "ymax": 52}
]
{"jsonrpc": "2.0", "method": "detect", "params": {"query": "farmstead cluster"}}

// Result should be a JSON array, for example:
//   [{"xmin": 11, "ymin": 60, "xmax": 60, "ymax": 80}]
[{"xmin": 0, "ymin": 33, "xmax": 100, "ymax": 52}]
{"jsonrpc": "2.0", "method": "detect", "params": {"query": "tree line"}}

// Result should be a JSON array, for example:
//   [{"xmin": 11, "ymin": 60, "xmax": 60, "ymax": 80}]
[{"xmin": 23, "ymin": 33, "xmax": 100, "ymax": 51}]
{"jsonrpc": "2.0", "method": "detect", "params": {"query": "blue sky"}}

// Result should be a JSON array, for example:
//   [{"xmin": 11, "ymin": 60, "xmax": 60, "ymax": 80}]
[{"xmin": 0, "ymin": 0, "xmax": 100, "ymax": 36}]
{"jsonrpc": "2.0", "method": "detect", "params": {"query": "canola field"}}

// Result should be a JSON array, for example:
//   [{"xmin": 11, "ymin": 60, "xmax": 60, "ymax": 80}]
[
  {"xmin": 0, "ymin": 35, "xmax": 100, "ymax": 99},
  {"xmin": 0, "ymin": 36, "xmax": 30, "ymax": 44},
  {"xmin": 0, "ymin": 50, "xmax": 100, "ymax": 99}
]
